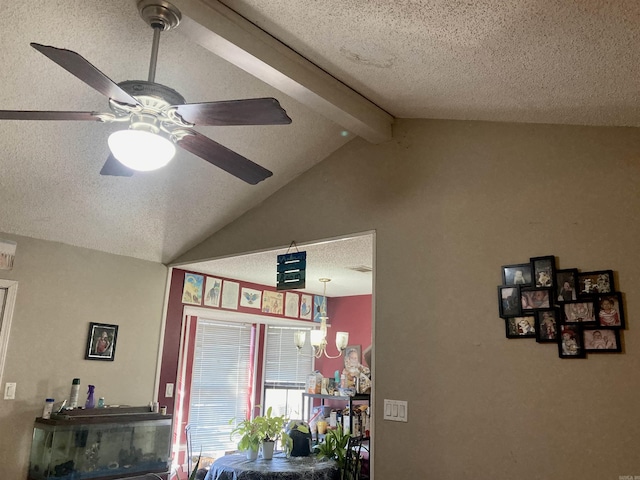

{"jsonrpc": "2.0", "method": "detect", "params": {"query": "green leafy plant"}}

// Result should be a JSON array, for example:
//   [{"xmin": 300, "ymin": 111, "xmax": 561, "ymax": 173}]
[
  {"xmin": 229, "ymin": 417, "xmax": 263, "ymax": 453},
  {"xmin": 314, "ymin": 424, "xmax": 352, "ymax": 471},
  {"xmin": 254, "ymin": 406, "xmax": 292, "ymax": 453}
]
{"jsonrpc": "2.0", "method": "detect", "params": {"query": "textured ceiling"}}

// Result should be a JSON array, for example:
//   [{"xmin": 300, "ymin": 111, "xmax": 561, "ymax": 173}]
[
  {"xmin": 1, "ymin": 0, "xmax": 638, "ymax": 277},
  {"xmin": 179, "ymin": 234, "xmax": 374, "ymax": 296},
  {"xmin": 221, "ymin": 0, "xmax": 640, "ymax": 126},
  {"xmin": 0, "ymin": 0, "xmax": 349, "ymax": 263}
]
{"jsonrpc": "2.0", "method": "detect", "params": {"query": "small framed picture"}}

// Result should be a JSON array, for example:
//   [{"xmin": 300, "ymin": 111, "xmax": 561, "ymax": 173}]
[
  {"xmin": 85, "ymin": 322, "xmax": 118, "ymax": 361},
  {"xmin": 520, "ymin": 287, "xmax": 551, "ymax": 312},
  {"xmin": 558, "ymin": 324, "xmax": 585, "ymax": 358},
  {"xmin": 505, "ymin": 316, "xmax": 536, "ymax": 338},
  {"xmin": 502, "ymin": 263, "xmax": 533, "ymax": 286},
  {"xmin": 561, "ymin": 299, "xmax": 597, "ymax": 324},
  {"xmin": 555, "ymin": 268, "xmax": 578, "ymax": 302},
  {"xmin": 583, "ymin": 327, "xmax": 621, "ymax": 353},
  {"xmin": 535, "ymin": 308, "xmax": 559, "ymax": 343},
  {"xmin": 498, "ymin": 285, "xmax": 521, "ymax": 318},
  {"xmin": 577, "ymin": 270, "xmax": 614, "ymax": 296},
  {"xmin": 530, "ymin": 255, "xmax": 556, "ymax": 288},
  {"xmin": 597, "ymin": 292, "xmax": 625, "ymax": 328}
]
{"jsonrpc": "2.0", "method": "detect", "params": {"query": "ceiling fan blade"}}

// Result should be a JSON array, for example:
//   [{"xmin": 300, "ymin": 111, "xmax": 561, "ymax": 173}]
[
  {"xmin": 30, "ymin": 43, "xmax": 140, "ymax": 107},
  {"xmin": 100, "ymin": 154, "xmax": 135, "ymax": 177},
  {"xmin": 177, "ymin": 130, "xmax": 273, "ymax": 185},
  {"xmin": 0, "ymin": 110, "xmax": 102, "ymax": 121},
  {"xmin": 173, "ymin": 98, "xmax": 292, "ymax": 126}
]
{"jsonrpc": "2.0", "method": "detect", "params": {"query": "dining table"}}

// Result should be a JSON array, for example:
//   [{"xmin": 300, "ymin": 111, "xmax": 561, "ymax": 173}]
[{"xmin": 204, "ymin": 452, "xmax": 339, "ymax": 480}]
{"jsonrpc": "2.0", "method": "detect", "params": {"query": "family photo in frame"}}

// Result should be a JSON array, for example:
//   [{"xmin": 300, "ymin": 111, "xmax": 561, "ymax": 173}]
[
  {"xmin": 85, "ymin": 322, "xmax": 118, "ymax": 361},
  {"xmin": 498, "ymin": 255, "xmax": 626, "ymax": 359}
]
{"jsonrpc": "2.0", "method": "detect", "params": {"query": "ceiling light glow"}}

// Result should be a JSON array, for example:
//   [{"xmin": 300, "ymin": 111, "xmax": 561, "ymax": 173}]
[{"xmin": 108, "ymin": 129, "xmax": 176, "ymax": 171}]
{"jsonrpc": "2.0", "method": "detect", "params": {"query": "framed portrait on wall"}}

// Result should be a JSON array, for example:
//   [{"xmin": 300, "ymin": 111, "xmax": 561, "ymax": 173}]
[
  {"xmin": 85, "ymin": 322, "xmax": 118, "ymax": 361},
  {"xmin": 530, "ymin": 255, "xmax": 556, "ymax": 288},
  {"xmin": 555, "ymin": 268, "xmax": 578, "ymax": 302},
  {"xmin": 558, "ymin": 323, "xmax": 585, "ymax": 359},
  {"xmin": 577, "ymin": 270, "xmax": 614, "ymax": 296},
  {"xmin": 505, "ymin": 316, "xmax": 536, "ymax": 338},
  {"xmin": 561, "ymin": 299, "xmax": 597, "ymax": 324},
  {"xmin": 520, "ymin": 287, "xmax": 551, "ymax": 312},
  {"xmin": 501, "ymin": 263, "xmax": 533, "ymax": 286},
  {"xmin": 535, "ymin": 308, "xmax": 559, "ymax": 343},
  {"xmin": 597, "ymin": 292, "xmax": 625, "ymax": 328},
  {"xmin": 498, "ymin": 285, "xmax": 521, "ymax": 318},
  {"xmin": 583, "ymin": 327, "xmax": 621, "ymax": 353}
]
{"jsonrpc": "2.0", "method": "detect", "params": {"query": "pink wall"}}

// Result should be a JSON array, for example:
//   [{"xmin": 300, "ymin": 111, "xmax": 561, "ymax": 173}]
[
  {"xmin": 315, "ymin": 294, "xmax": 372, "ymax": 378},
  {"xmin": 157, "ymin": 269, "xmax": 373, "ymax": 417}
]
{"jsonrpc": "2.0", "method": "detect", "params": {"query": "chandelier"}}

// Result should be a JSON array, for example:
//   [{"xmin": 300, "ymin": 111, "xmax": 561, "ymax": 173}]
[{"xmin": 294, "ymin": 278, "xmax": 349, "ymax": 358}]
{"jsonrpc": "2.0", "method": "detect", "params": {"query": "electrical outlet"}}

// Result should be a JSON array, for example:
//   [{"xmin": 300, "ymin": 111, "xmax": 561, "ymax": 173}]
[
  {"xmin": 165, "ymin": 383, "xmax": 174, "ymax": 398},
  {"xmin": 4, "ymin": 382, "xmax": 16, "ymax": 400}
]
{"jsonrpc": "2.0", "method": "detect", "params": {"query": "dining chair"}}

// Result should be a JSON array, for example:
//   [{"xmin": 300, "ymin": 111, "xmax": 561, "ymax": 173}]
[{"xmin": 343, "ymin": 436, "xmax": 364, "ymax": 480}]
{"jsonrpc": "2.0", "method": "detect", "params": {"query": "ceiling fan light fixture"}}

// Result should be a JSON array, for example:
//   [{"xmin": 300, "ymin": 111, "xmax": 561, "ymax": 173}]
[{"xmin": 108, "ymin": 129, "xmax": 176, "ymax": 171}]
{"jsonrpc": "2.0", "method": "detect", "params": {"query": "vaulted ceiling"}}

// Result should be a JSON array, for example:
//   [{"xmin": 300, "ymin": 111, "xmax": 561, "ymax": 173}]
[{"xmin": 1, "ymin": 1, "xmax": 638, "ymax": 292}]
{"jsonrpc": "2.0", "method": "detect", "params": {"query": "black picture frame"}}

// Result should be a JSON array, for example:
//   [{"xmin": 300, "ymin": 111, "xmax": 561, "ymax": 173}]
[
  {"xmin": 498, "ymin": 285, "xmax": 521, "ymax": 318},
  {"xmin": 577, "ymin": 270, "xmax": 615, "ymax": 296},
  {"xmin": 502, "ymin": 263, "xmax": 533, "ymax": 286},
  {"xmin": 85, "ymin": 322, "xmax": 118, "ymax": 361},
  {"xmin": 555, "ymin": 268, "xmax": 578, "ymax": 302},
  {"xmin": 520, "ymin": 287, "xmax": 552, "ymax": 312},
  {"xmin": 535, "ymin": 308, "xmax": 559, "ymax": 343},
  {"xmin": 561, "ymin": 299, "xmax": 597, "ymax": 324},
  {"xmin": 505, "ymin": 316, "xmax": 537, "ymax": 338},
  {"xmin": 583, "ymin": 327, "xmax": 622, "ymax": 353},
  {"xmin": 597, "ymin": 292, "xmax": 625, "ymax": 328},
  {"xmin": 558, "ymin": 323, "xmax": 585, "ymax": 358},
  {"xmin": 530, "ymin": 255, "xmax": 556, "ymax": 288}
]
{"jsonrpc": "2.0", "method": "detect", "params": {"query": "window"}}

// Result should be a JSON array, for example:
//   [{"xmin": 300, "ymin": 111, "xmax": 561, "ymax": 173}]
[
  {"xmin": 188, "ymin": 319, "xmax": 253, "ymax": 455},
  {"xmin": 263, "ymin": 326, "xmax": 313, "ymax": 419}
]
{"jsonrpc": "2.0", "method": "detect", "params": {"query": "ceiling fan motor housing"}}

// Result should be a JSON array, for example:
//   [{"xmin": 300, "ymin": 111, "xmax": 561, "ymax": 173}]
[
  {"xmin": 137, "ymin": 0, "xmax": 181, "ymax": 31},
  {"xmin": 111, "ymin": 80, "xmax": 192, "ymax": 138}
]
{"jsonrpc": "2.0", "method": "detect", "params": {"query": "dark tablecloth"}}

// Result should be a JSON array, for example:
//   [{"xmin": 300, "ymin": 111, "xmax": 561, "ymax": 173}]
[{"xmin": 205, "ymin": 453, "xmax": 339, "ymax": 480}]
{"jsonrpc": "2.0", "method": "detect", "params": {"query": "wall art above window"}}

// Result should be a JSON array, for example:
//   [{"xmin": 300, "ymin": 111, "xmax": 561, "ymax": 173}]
[{"xmin": 498, "ymin": 255, "xmax": 626, "ymax": 359}]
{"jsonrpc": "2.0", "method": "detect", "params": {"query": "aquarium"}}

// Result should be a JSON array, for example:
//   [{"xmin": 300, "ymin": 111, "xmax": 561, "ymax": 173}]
[{"xmin": 28, "ymin": 407, "xmax": 171, "ymax": 480}]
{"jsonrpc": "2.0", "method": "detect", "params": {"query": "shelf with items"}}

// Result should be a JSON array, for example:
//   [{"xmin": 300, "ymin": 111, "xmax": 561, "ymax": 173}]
[{"xmin": 301, "ymin": 393, "xmax": 370, "ymax": 441}]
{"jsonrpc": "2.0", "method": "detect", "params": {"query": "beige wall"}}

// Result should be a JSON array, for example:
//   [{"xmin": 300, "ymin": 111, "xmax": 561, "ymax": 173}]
[
  {"xmin": 175, "ymin": 119, "xmax": 640, "ymax": 479},
  {"xmin": 0, "ymin": 234, "xmax": 167, "ymax": 479}
]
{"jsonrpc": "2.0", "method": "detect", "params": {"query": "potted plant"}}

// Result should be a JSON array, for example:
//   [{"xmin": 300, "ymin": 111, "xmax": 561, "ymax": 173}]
[
  {"xmin": 254, "ymin": 407, "xmax": 291, "ymax": 459},
  {"xmin": 230, "ymin": 417, "xmax": 263, "ymax": 460},
  {"xmin": 314, "ymin": 424, "xmax": 352, "ymax": 479}
]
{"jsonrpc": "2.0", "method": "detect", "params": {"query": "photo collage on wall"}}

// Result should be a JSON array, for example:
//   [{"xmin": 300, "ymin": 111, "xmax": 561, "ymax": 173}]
[
  {"xmin": 181, "ymin": 272, "xmax": 318, "ymax": 321},
  {"xmin": 498, "ymin": 255, "xmax": 626, "ymax": 359}
]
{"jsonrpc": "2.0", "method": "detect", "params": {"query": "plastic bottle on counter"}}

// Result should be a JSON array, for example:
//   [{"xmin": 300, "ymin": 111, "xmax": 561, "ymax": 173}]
[
  {"xmin": 69, "ymin": 378, "xmax": 80, "ymax": 409},
  {"xmin": 97, "ymin": 397, "xmax": 105, "ymax": 408},
  {"xmin": 42, "ymin": 398, "xmax": 55, "ymax": 419},
  {"xmin": 85, "ymin": 385, "xmax": 96, "ymax": 409}
]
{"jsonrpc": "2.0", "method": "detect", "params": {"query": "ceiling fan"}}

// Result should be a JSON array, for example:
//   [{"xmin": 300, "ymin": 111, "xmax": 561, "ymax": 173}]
[{"xmin": 0, "ymin": 0, "xmax": 292, "ymax": 185}]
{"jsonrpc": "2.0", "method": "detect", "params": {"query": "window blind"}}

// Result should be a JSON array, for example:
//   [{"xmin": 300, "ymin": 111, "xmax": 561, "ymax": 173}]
[
  {"xmin": 264, "ymin": 326, "xmax": 313, "ymax": 387},
  {"xmin": 188, "ymin": 319, "xmax": 253, "ymax": 453}
]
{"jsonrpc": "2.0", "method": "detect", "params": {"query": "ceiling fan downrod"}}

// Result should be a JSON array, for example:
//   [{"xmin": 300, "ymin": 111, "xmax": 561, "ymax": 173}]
[{"xmin": 137, "ymin": 0, "xmax": 181, "ymax": 83}]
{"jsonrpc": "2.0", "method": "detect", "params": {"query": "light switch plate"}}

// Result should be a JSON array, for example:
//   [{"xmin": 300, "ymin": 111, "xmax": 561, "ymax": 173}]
[
  {"xmin": 165, "ymin": 383, "xmax": 174, "ymax": 398},
  {"xmin": 383, "ymin": 398, "xmax": 408, "ymax": 422},
  {"xmin": 4, "ymin": 382, "xmax": 16, "ymax": 400}
]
